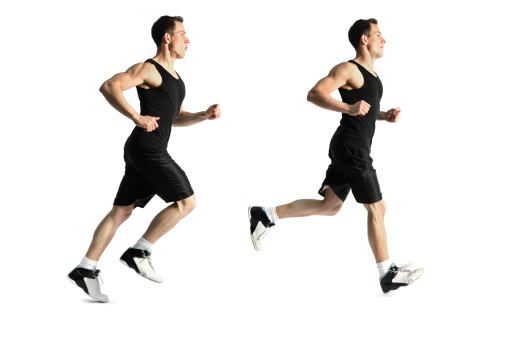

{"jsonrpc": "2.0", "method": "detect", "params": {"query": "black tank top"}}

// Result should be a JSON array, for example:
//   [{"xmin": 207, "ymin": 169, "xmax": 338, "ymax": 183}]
[
  {"xmin": 331, "ymin": 60, "xmax": 383, "ymax": 150},
  {"xmin": 126, "ymin": 59, "xmax": 185, "ymax": 149}
]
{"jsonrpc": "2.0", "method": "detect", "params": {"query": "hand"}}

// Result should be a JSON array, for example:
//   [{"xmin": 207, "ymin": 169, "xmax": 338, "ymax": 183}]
[
  {"xmin": 385, "ymin": 107, "xmax": 401, "ymax": 123},
  {"xmin": 134, "ymin": 115, "xmax": 160, "ymax": 132},
  {"xmin": 347, "ymin": 100, "xmax": 370, "ymax": 116},
  {"xmin": 204, "ymin": 104, "xmax": 221, "ymax": 120}
]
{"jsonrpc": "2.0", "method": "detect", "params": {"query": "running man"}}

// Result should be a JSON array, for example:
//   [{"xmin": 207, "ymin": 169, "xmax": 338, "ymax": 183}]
[
  {"xmin": 68, "ymin": 16, "xmax": 221, "ymax": 302},
  {"xmin": 248, "ymin": 18, "xmax": 423, "ymax": 293}
]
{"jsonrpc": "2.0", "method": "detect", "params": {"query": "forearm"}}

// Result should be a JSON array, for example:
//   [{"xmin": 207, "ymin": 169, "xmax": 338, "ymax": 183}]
[
  {"xmin": 377, "ymin": 111, "xmax": 387, "ymax": 120},
  {"xmin": 99, "ymin": 82, "xmax": 140, "ymax": 122},
  {"xmin": 173, "ymin": 111, "xmax": 207, "ymax": 127},
  {"xmin": 307, "ymin": 89, "xmax": 350, "ymax": 114}
]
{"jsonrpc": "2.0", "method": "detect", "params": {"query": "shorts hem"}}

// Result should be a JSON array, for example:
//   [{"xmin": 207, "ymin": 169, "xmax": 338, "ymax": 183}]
[
  {"xmin": 113, "ymin": 194, "xmax": 155, "ymax": 209},
  {"xmin": 354, "ymin": 194, "xmax": 383, "ymax": 204},
  {"xmin": 160, "ymin": 189, "xmax": 195, "ymax": 204},
  {"xmin": 318, "ymin": 184, "xmax": 349, "ymax": 202}
]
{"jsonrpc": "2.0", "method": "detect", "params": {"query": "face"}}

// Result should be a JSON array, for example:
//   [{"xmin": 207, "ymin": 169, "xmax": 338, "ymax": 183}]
[
  {"xmin": 169, "ymin": 21, "xmax": 190, "ymax": 59},
  {"xmin": 366, "ymin": 24, "xmax": 386, "ymax": 58}
]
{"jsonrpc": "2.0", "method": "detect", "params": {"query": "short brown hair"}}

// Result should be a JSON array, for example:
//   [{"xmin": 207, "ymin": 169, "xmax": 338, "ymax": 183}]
[{"xmin": 348, "ymin": 18, "xmax": 378, "ymax": 50}]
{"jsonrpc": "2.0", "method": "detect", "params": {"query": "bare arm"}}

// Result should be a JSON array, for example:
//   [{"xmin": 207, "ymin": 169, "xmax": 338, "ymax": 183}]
[
  {"xmin": 173, "ymin": 104, "xmax": 221, "ymax": 127},
  {"xmin": 307, "ymin": 62, "xmax": 370, "ymax": 116},
  {"xmin": 377, "ymin": 107, "xmax": 401, "ymax": 122},
  {"xmin": 99, "ymin": 63, "xmax": 160, "ymax": 132}
]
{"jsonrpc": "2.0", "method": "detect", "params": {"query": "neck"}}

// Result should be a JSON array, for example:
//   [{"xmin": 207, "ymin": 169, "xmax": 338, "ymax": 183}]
[
  {"xmin": 152, "ymin": 47, "xmax": 177, "ymax": 72},
  {"xmin": 353, "ymin": 49, "xmax": 376, "ymax": 73}
]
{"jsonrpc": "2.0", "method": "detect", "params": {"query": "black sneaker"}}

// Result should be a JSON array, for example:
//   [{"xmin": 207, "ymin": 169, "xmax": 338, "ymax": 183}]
[
  {"xmin": 248, "ymin": 206, "xmax": 274, "ymax": 251},
  {"xmin": 68, "ymin": 267, "xmax": 109, "ymax": 302},
  {"xmin": 120, "ymin": 248, "xmax": 163, "ymax": 283},
  {"xmin": 380, "ymin": 263, "xmax": 424, "ymax": 293}
]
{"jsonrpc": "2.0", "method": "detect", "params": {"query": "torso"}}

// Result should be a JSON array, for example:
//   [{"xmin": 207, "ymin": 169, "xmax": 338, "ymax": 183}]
[
  {"xmin": 125, "ymin": 59, "xmax": 186, "ymax": 150},
  {"xmin": 331, "ymin": 60, "xmax": 383, "ymax": 151}
]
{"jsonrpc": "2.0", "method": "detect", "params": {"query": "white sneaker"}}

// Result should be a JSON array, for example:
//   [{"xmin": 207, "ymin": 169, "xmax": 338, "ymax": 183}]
[
  {"xmin": 380, "ymin": 263, "xmax": 424, "ymax": 293},
  {"xmin": 248, "ymin": 206, "xmax": 274, "ymax": 251},
  {"xmin": 68, "ymin": 267, "xmax": 109, "ymax": 303},
  {"xmin": 120, "ymin": 248, "xmax": 163, "ymax": 283}
]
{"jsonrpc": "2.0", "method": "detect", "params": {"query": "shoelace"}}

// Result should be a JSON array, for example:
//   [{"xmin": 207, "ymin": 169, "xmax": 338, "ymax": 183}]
[
  {"xmin": 97, "ymin": 275, "xmax": 104, "ymax": 287},
  {"xmin": 140, "ymin": 250, "xmax": 157, "ymax": 272},
  {"xmin": 146, "ymin": 256, "xmax": 156, "ymax": 270},
  {"xmin": 396, "ymin": 262, "xmax": 413, "ymax": 272}
]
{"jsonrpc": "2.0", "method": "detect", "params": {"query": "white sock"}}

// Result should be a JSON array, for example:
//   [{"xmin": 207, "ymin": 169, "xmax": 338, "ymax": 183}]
[
  {"xmin": 79, "ymin": 256, "xmax": 98, "ymax": 271},
  {"xmin": 377, "ymin": 260, "xmax": 391, "ymax": 278},
  {"xmin": 265, "ymin": 206, "xmax": 279, "ymax": 224},
  {"xmin": 133, "ymin": 237, "xmax": 153, "ymax": 251}
]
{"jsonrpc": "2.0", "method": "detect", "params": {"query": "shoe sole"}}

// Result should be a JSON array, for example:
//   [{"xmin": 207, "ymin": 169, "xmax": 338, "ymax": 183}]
[
  {"xmin": 119, "ymin": 258, "xmax": 163, "ymax": 283},
  {"xmin": 248, "ymin": 207, "xmax": 271, "ymax": 251},
  {"xmin": 68, "ymin": 275, "xmax": 108, "ymax": 302},
  {"xmin": 248, "ymin": 207, "xmax": 261, "ymax": 251},
  {"xmin": 381, "ymin": 268, "xmax": 425, "ymax": 293}
]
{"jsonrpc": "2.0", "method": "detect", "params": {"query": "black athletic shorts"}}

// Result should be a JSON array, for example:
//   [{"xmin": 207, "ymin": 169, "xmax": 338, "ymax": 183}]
[
  {"xmin": 318, "ymin": 148, "xmax": 382, "ymax": 204},
  {"xmin": 113, "ymin": 146, "xmax": 194, "ymax": 208}
]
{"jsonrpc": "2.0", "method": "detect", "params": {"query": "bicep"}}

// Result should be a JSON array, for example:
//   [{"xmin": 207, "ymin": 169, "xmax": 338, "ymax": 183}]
[
  {"xmin": 104, "ymin": 63, "xmax": 149, "ymax": 91},
  {"xmin": 312, "ymin": 63, "xmax": 350, "ymax": 94}
]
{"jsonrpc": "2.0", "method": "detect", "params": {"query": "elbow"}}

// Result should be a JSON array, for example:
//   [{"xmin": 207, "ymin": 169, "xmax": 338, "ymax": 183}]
[
  {"xmin": 99, "ymin": 80, "xmax": 113, "ymax": 95},
  {"xmin": 99, "ymin": 82, "xmax": 107, "ymax": 95},
  {"xmin": 306, "ymin": 90, "xmax": 313, "ymax": 102},
  {"xmin": 307, "ymin": 89, "xmax": 316, "ymax": 103},
  {"xmin": 172, "ymin": 116, "xmax": 181, "ymax": 127}
]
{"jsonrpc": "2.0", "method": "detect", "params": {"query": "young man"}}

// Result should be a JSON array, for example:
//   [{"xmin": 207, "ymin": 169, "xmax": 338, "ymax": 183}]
[
  {"xmin": 68, "ymin": 16, "xmax": 221, "ymax": 302},
  {"xmin": 248, "ymin": 18, "xmax": 423, "ymax": 293}
]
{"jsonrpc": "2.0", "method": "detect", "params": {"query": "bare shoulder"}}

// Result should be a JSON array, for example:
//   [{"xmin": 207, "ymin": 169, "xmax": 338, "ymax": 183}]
[
  {"xmin": 125, "ymin": 61, "xmax": 161, "ymax": 88},
  {"xmin": 328, "ymin": 62, "xmax": 358, "ymax": 79},
  {"xmin": 329, "ymin": 61, "xmax": 363, "ymax": 90},
  {"xmin": 125, "ymin": 62, "xmax": 157, "ymax": 78}
]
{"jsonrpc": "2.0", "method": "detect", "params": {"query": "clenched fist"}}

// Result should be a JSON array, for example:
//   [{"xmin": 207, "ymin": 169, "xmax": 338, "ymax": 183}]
[
  {"xmin": 134, "ymin": 115, "xmax": 160, "ymax": 132},
  {"xmin": 385, "ymin": 107, "xmax": 401, "ymax": 123},
  {"xmin": 347, "ymin": 100, "xmax": 370, "ymax": 116},
  {"xmin": 204, "ymin": 104, "xmax": 221, "ymax": 120}
]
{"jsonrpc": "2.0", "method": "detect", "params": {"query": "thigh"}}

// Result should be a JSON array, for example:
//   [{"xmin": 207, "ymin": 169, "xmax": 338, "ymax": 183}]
[
  {"xmin": 340, "ymin": 163, "xmax": 382, "ymax": 204},
  {"xmin": 113, "ymin": 163, "xmax": 156, "ymax": 208},
  {"xmin": 330, "ymin": 148, "xmax": 382, "ymax": 204},
  {"xmin": 319, "ymin": 162, "xmax": 351, "ymax": 201},
  {"xmin": 322, "ymin": 185, "xmax": 345, "ymax": 209},
  {"xmin": 128, "ymin": 148, "xmax": 194, "ymax": 203}
]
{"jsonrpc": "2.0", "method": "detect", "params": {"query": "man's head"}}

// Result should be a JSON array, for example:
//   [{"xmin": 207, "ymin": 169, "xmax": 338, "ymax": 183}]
[
  {"xmin": 151, "ymin": 15, "xmax": 189, "ymax": 58},
  {"xmin": 152, "ymin": 16, "xmax": 184, "ymax": 46},
  {"xmin": 348, "ymin": 18, "xmax": 385, "ymax": 57}
]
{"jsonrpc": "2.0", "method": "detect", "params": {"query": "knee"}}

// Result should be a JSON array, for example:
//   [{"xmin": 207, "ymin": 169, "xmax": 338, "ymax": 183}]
[
  {"xmin": 365, "ymin": 199, "xmax": 386, "ymax": 217},
  {"xmin": 110, "ymin": 205, "xmax": 134, "ymax": 224},
  {"xmin": 177, "ymin": 194, "xmax": 196, "ymax": 215}
]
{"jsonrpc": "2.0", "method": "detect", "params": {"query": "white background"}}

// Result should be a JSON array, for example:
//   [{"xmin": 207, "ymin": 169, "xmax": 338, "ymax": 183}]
[{"xmin": 2, "ymin": 0, "xmax": 506, "ymax": 336}]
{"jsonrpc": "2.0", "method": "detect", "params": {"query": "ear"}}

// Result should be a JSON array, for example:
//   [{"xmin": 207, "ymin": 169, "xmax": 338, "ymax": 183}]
[
  {"xmin": 360, "ymin": 34, "xmax": 368, "ymax": 46},
  {"xmin": 164, "ymin": 32, "xmax": 171, "ymax": 44}
]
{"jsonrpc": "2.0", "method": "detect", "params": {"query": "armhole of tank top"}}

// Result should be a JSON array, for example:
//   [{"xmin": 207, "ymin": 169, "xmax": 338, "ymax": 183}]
[
  {"xmin": 341, "ymin": 61, "xmax": 365, "ymax": 91},
  {"xmin": 139, "ymin": 60, "xmax": 163, "ymax": 90}
]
